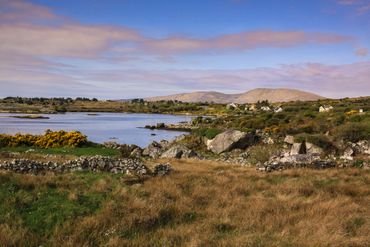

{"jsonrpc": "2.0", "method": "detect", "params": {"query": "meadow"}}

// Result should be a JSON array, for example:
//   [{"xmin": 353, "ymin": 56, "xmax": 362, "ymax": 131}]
[{"xmin": 0, "ymin": 159, "xmax": 369, "ymax": 247}]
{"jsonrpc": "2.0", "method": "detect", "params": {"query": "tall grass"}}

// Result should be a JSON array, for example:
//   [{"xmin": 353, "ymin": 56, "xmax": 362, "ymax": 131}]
[{"xmin": 0, "ymin": 160, "xmax": 369, "ymax": 246}]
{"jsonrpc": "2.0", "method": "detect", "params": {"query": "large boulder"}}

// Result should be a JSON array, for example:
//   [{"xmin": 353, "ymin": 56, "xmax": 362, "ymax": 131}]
[
  {"xmin": 160, "ymin": 145, "xmax": 198, "ymax": 159},
  {"xmin": 207, "ymin": 130, "xmax": 256, "ymax": 154}
]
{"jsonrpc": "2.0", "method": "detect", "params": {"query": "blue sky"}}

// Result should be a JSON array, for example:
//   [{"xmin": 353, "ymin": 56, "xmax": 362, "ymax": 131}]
[{"xmin": 0, "ymin": 0, "xmax": 369, "ymax": 98}]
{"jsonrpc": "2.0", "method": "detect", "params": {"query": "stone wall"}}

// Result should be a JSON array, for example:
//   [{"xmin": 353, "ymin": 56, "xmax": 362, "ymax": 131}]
[{"xmin": 0, "ymin": 156, "xmax": 150, "ymax": 175}]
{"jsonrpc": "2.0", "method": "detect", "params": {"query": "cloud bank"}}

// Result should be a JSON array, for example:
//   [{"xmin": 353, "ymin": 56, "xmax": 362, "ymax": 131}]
[{"xmin": 0, "ymin": 0, "xmax": 369, "ymax": 99}]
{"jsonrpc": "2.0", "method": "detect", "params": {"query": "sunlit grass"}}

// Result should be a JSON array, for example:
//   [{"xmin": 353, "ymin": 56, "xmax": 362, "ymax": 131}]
[
  {"xmin": 0, "ymin": 146, "xmax": 120, "ymax": 157},
  {"xmin": 0, "ymin": 159, "xmax": 369, "ymax": 246}
]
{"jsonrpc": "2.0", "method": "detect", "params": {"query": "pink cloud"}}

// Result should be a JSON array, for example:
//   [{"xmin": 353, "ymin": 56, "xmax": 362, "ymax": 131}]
[
  {"xmin": 336, "ymin": 0, "xmax": 370, "ymax": 14},
  {"xmin": 357, "ymin": 3, "xmax": 370, "ymax": 14},
  {"xmin": 64, "ymin": 62, "xmax": 369, "ymax": 98},
  {"xmin": 0, "ymin": 23, "xmax": 141, "ymax": 58},
  {"xmin": 355, "ymin": 47, "xmax": 369, "ymax": 56},
  {"xmin": 140, "ymin": 31, "xmax": 352, "ymax": 54},
  {"xmin": 337, "ymin": 0, "xmax": 361, "ymax": 5},
  {"xmin": 0, "ymin": 0, "xmax": 354, "ymax": 61},
  {"xmin": 0, "ymin": 0, "xmax": 57, "ymax": 22}
]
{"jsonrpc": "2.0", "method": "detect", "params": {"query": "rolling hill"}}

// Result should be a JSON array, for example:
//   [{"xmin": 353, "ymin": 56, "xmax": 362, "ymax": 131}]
[{"xmin": 145, "ymin": 88, "xmax": 325, "ymax": 103}]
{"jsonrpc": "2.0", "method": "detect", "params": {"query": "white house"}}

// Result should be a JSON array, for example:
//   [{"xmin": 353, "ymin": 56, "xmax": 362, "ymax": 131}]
[
  {"xmin": 274, "ymin": 107, "xmax": 283, "ymax": 113},
  {"xmin": 226, "ymin": 103, "xmax": 239, "ymax": 110},
  {"xmin": 319, "ymin": 105, "xmax": 333, "ymax": 113},
  {"xmin": 247, "ymin": 104, "xmax": 257, "ymax": 112},
  {"xmin": 261, "ymin": 106, "xmax": 271, "ymax": 111}
]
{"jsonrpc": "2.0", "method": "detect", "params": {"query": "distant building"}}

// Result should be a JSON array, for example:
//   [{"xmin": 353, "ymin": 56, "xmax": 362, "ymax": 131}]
[
  {"xmin": 274, "ymin": 107, "xmax": 283, "ymax": 113},
  {"xmin": 319, "ymin": 105, "xmax": 333, "ymax": 113},
  {"xmin": 226, "ymin": 103, "xmax": 239, "ymax": 110},
  {"xmin": 247, "ymin": 104, "xmax": 257, "ymax": 112},
  {"xmin": 261, "ymin": 106, "xmax": 271, "ymax": 111}
]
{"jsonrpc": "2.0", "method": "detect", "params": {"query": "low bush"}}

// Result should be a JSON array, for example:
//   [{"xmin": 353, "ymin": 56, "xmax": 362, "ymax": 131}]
[
  {"xmin": 333, "ymin": 122, "xmax": 370, "ymax": 142},
  {"xmin": 294, "ymin": 134, "xmax": 337, "ymax": 152},
  {"xmin": 194, "ymin": 128, "xmax": 222, "ymax": 139},
  {"xmin": 246, "ymin": 144, "xmax": 281, "ymax": 165}
]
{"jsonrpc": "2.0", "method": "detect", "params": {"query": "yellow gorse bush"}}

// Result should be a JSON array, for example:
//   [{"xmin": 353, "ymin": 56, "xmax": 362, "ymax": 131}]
[
  {"xmin": 345, "ymin": 109, "xmax": 358, "ymax": 116},
  {"xmin": 0, "ymin": 130, "xmax": 87, "ymax": 148}
]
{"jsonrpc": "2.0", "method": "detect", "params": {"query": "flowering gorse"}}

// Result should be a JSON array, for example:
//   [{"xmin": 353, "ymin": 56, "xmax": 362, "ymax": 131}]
[{"xmin": 0, "ymin": 130, "xmax": 87, "ymax": 148}]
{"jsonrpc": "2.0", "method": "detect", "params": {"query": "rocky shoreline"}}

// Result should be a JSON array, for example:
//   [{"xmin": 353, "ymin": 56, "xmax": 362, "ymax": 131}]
[{"xmin": 1, "ymin": 129, "xmax": 369, "ymax": 174}]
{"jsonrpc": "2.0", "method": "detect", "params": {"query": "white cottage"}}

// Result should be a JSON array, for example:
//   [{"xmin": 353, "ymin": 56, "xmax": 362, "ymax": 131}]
[{"xmin": 319, "ymin": 105, "xmax": 333, "ymax": 113}]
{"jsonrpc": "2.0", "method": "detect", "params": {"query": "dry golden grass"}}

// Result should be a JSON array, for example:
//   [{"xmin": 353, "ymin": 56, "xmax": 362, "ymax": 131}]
[{"xmin": 1, "ymin": 159, "xmax": 369, "ymax": 247}]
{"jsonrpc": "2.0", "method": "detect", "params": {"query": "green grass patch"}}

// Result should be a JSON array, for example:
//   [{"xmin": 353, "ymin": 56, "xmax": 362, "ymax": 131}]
[
  {"xmin": 0, "ymin": 172, "xmax": 120, "ymax": 237},
  {"xmin": 0, "ymin": 146, "xmax": 120, "ymax": 156}
]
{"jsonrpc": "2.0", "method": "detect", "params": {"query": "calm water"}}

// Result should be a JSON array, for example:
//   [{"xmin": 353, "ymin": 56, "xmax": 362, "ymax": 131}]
[{"xmin": 0, "ymin": 112, "xmax": 193, "ymax": 147}]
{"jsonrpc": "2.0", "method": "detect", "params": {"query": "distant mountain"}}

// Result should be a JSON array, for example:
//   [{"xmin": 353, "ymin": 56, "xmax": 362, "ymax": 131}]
[{"xmin": 145, "ymin": 88, "xmax": 325, "ymax": 103}]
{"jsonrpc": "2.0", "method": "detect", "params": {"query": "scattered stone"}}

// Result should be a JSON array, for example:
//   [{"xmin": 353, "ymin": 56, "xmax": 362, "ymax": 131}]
[
  {"xmin": 340, "ymin": 147, "xmax": 354, "ymax": 160},
  {"xmin": 353, "ymin": 140, "xmax": 370, "ymax": 155},
  {"xmin": 103, "ymin": 141, "xmax": 122, "ymax": 149},
  {"xmin": 130, "ymin": 148, "xmax": 143, "ymax": 159},
  {"xmin": 142, "ymin": 141, "xmax": 163, "ymax": 159},
  {"xmin": 153, "ymin": 163, "xmax": 173, "ymax": 176},
  {"xmin": 257, "ymin": 153, "xmax": 336, "ymax": 172},
  {"xmin": 172, "ymin": 134, "xmax": 187, "ymax": 143}
]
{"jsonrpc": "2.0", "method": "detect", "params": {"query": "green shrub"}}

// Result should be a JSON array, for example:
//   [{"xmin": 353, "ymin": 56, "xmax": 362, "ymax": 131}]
[
  {"xmin": 194, "ymin": 128, "xmax": 222, "ymax": 139},
  {"xmin": 295, "ymin": 134, "xmax": 337, "ymax": 152},
  {"xmin": 247, "ymin": 144, "xmax": 281, "ymax": 165},
  {"xmin": 333, "ymin": 122, "xmax": 370, "ymax": 142}
]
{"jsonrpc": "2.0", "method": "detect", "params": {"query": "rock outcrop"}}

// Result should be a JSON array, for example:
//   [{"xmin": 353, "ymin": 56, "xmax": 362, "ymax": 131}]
[{"xmin": 207, "ymin": 130, "xmax": 257, "ymax": 154}]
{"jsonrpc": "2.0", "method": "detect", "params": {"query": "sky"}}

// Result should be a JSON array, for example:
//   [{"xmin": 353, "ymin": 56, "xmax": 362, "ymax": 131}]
[{"xmin": 0, "ymin": 0, "xmax": 369, "ymax": 99}]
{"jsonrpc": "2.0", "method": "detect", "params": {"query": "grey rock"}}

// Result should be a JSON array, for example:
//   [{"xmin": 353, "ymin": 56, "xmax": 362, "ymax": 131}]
[
  {"xmin": 290, "ymin": 142, "xmax": 306, "ymax": 155},
  {"xmin": 284, "ymin": 135, "xmax": 295, "ymax": 145},
  {"xmin": 354, "ymin": 140, "xmax": 370, "ymax": 155},
  {"xmin": 306, "ymin": 142, "xmax": 323, "ymax": 155},
  {"xmin": 340, "ymin": 147, "xmax": 354, "ymax": 160},
  {"xmin": 142, "ymin": 141, "xmax": 163, "ymax": 158},
  {"xmin": 160, "ymin": 145, "xmax": 198, "ymax": 159},
  {"xmin": 207, "ymin": 130, "xmax": 257, "ymax": 154}
]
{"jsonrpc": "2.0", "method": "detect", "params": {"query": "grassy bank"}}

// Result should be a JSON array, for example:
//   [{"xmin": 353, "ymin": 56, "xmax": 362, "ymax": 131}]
[
  {"xmin": 1, "ymin": 159, "xmax": 369, "ymax": 246},
  {"xmin": 0, "ymin": 146, "xmax": 119, "ymax": 157}
]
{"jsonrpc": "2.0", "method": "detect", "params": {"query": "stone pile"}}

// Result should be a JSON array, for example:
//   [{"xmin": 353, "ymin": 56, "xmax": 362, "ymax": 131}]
[
  {"xmin": 257, "ymin": 153, "xmax": 336, "ymax": 172},
  {"xmin": 216, "ymin": 151, "xmax": 251, "ymax": 166},
  {"xmin": 153, "ymin": 163, "xmax": 173, "ymax": 176},
  {"xmin": 0, "ymin": 156, "xmax": 150, "ymax": 175}
]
